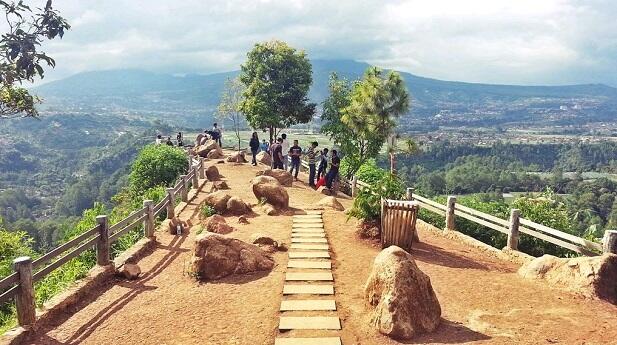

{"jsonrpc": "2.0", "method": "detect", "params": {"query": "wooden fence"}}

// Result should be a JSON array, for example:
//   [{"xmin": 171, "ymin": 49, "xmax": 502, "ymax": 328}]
[
  {"xmin": 0, "ymin": 154, "xmax": 207, "ymax": 328},
  {"xmin": 342, "ymin": 174, "xmax": 617, "ymax": 257}
]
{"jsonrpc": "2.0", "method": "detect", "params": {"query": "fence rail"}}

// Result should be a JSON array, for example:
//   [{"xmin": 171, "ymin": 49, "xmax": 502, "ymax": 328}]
[{"xmin": 0, "ymin": 152, "xmax": 207, "ymax": 329}]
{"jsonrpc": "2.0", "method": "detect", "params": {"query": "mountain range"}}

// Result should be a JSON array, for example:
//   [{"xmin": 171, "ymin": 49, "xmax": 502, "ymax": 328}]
[{"xmin": 33, "ymin": 59, "xmax": 617, "ymax": 128}]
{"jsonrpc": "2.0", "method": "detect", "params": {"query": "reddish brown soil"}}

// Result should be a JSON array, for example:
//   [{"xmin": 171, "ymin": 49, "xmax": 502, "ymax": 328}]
[{"xmin": 19, "ymin": 160, "xmax": 617, "ymax": 345}]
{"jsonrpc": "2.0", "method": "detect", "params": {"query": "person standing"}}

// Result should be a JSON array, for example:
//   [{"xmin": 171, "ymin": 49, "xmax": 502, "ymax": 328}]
[
  {"xmin": 176, "ymin": 132, "xmax": 184, "ymax": 146},
  {"xmin": 156, "ymin": 134, "xmax": 162, "ymax": 145},
  {"xmin": 307, "ymin": 141, "xmax": 318, "ymax": 187},
  {"xmin": 289, "ymin": 139, "xmax": 302, "ymax": 181},
  {"xmin": 260, "ymin": 139, "xmax": 269, "ymax": 152},
  {"xmin": 325, "ymin": 149, "xmax": 340, "ymax": 189},
  {"xmin": 281, "ymin": 133, "xmax": 290, "ymax": 170},
  {"xmin": 249, "ymin": 132, "xmax": 260, "ymax": 166},
  {"xmin": 213, "ymin": 123, "xmax": 222, "ymax": 147},
  {"xmin": 317, "ymin": 148, "xmax": 329, "ymax": 180},
  {"xmin": 272, "ymin": 138, "xmax": 284, "ymax": 169}
]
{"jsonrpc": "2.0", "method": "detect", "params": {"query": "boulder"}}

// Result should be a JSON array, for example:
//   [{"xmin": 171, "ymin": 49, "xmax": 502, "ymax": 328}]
[
  {"xmin": 251, "ymin": 175, "xmax": 289, "ymax": 209},
  {"xmin": 205, "ymin": 165, "xmax": 221, "ymax": 181},
  {"xmin": 518, "ymin": 254, "xmax": 617, "ymax": 303},
  {"xmin": 207, "ymin": 148, "xmax": 225, "ymax": 159},
  {"xmin": 251, "ymin": 233, "xmax": 277, "ymax": 246},
  {"xmin": 191, "ymin": 232, "xmax": 274, "ymax": 280},
  {"xmin": 204, "ymin": 214, "xmax": 235, "ymax": 234},
  {"xmin": 256, "ymin": 151, "xmax": 272, "ymax": 166},
  {"xmin": 227, "ymin": 151, "xmax": 248, "ymax": 163},
  {"xmin": 211, "ymin": 180, "xmax": 230, "ymax": 191},
  {"xmin": 168, "ymin": 217, "xmax": 189, "ymax": 235},
  {"xmin": 204, "ymin": 191, "xmax": 232, "ymax": 213},
  {"xmin": 317, "ymin": 196, "xmax": 345, "ymax": 211},
  {"xmin": 365, "ymin": 246, "xmax": 441, "ymax": 340},
  {"xmin": 195, "ymin": 140, "xmax": 221, "ymax": 157},
  {"xmin": 118, "ymin": 263, "xmax": 141, "ymax": 280},
  {"xmin": 256, "ymin": 169, "xmax": 293, "ymax": 187},
  {"xmin": 226, "ymin": 196, "xmax": 251, "ymax": 215}
]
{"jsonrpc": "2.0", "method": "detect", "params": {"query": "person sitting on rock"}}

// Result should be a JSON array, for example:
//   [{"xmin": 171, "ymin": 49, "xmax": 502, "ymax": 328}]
[{"xmin": 165, "ymin": 136, "xmax": 174, "ymax": 146}]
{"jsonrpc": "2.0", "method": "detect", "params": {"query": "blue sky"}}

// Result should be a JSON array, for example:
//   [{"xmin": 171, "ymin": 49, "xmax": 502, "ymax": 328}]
[{"xmin": 36, "ymin": 0, "xmax": 617, "ymax": 86}]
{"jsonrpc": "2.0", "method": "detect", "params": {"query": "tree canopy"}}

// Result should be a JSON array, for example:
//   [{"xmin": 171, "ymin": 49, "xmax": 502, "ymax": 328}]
[
  {"xmin": 239, "ymin": 40, "xmax": 315, "ymax": 141},
  {"xmin": 217, "ymin": 77, "xmax": 246, "ymax": 150},
  {"xmin": 0, "ymin": 0, "xmax": 70, "ymax": 118}
]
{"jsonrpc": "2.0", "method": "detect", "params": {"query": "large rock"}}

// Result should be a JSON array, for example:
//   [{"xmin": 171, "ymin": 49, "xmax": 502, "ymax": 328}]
[
  {"xmin": 256, "ymin": 151, "xmax": 272, "ymax": 166},
  {"xmin": 226, "ymin": 196, "xmax": 251, "ymax": 215},
  {"xmin": 256, "ymin": 169, "xmax": 293, "ymax": 187},
  {"xmin": 204, "ymin": 214, "xmax": 235, "ymax": 234},
  {"xmin": 227, "ymin": 151, "xmax": 248, "ymax": 163},
  {"xmin": 191, "ymin": 232, "xmax": 274, "ymax": 280},
  {"xmin": 196, "ymin": 140, "xmax": 221, "ymax": 157},
  {"xmin": 204, "ymin": 191, "xmax": 232, "ymax": 213},
  {"xmin": 251, "ymin": 175, "xmax": 289, "ymax": 209},
  {"xmin": 518, "ymin": 254, "xmax": 617, "ymax": 303},
  {"xmin": 317, "ymin": 196, "xmax": 345, "ymax": 211},
  {"xmin": 207, "ymin": 148, "xmax": 225, "ymax": 159},
  {"xmin": 205, "ymin": 165, "xmax": 221, "ymax": 181},
  {"xmin": 365, "ymin": 246, "xmax": 441, "ymax": 340}
]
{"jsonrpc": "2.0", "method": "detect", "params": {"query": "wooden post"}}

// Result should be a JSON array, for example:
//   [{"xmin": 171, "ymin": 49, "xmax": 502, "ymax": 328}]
[
  {"xmin": 166, "ymin": 188, "xmax": 175, "ymax": 219},
  {"xmin": 603, "ymin": 230, "xmax": 617, "ymax": 254},
  {"xmin": 187, "ymin": 154, "xmax": 193, "ymax": 171},
  {"xmin": 192, "ymin": 166, "xmax": 199, "ymax": 189},
  {"xmin": 95, "ymin": 215, "xmax": 110, "ymax": 266},
  {"xmin": 199, "ymin": 158, "xmax": 206, "ymax": 179},
  {"xmin": 143, "ymin": 200, "xmax": 154, "ymax": 238},
  {"xmin": 13, "ymin": 256, "xmax": 35, "ymax": 327},
  {"xmin": 180, "ymin": 175, "xmax": 189, "ymax": 202},
  {"xmin": 351, "ymin": 176, "xmax": 358, "ymax": 197},
  {"xmin": 380, "ymin": 198, "xmax": 386, "ymax": 248},
  {"xmin": 507, "ymin": 209, "xmax": 521, "ymax": 250},
  {"xmin": 445, "ymin": 196, "xmax": 457, "ymax": 231},
  {"xmin": 406, "ymin": 187, "xmax": 414, "ymax": 200}
]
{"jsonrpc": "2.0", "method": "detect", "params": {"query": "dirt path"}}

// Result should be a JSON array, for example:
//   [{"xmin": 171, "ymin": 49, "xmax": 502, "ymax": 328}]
[{"xmin": 19, "ymin": 160, "xmax": 617, "ymax": 345}]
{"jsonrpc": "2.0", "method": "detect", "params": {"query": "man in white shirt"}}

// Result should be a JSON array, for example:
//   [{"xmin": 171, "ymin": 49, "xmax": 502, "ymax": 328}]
[{"xmin": 281, "ymin": 133, "xmax": 290, "ymax": 170}]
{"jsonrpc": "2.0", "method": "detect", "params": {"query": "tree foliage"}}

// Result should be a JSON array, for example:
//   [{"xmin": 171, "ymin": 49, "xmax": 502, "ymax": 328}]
[
  {"xmin": 217, "ymin": 77, "xmax": 246, "ymax": 150},
  {"xmin": 0, "ymin": 0, "xmax": 70, "ymax": 118},
  {"xmin": 128, "ymin": 144, "xmax": 187, "ymax": 194},
  {"xmin": 239, "ymin": 40, "xmax": 315, "ymax": 141}
]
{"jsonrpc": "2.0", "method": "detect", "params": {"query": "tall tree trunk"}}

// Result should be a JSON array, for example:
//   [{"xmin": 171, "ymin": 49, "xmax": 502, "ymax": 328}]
[
  {"xmin": 269, "ymin": 126, "xmax": 274, "ymax": 143},
  {"xmin": 390, "ymin": 152, "xmax": 396, "ymax": 175}
]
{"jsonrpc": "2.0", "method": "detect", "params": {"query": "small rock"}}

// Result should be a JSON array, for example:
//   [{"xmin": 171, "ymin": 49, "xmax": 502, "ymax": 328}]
[
  {"xmin": 204, "ymin": 214, "xmax": 235, "ymax": 234},
  {"xmin": 212, "ymin": 181, "xmax": 230, "ymax": 190},
  {"xmin": 227, "ymin": 151, "xmax": 248, "ymax": 163},
  {"xmin": 118, "ymin": 263, "xmax": 141, "ymax": 280},
  {"xmin": 204, "ymin": 191, "xmax": 232, "ymax": 213},
  {"xmin": 206, "ymin": 165, "xmax": 221, "ymax": 181},
  {"xmin": 226, "ymin": 196, "xmax": 251, "ymax": 215},
  {"xmin": 217, "ymin": 160, "xmax": 225, "ymax": 164},
  {"xmin": 251, "ymin": 233, "xmax": 277, "ymax": 246},
  {"xmin": 317, "ymin": 196, "xmax": 345, "ymax": 211},
  {"xmin": 256, "ymin": 151, "xmax": 272, "ymax": 166},
  {"xmin": 238, "ymin": 216, "xmax": 249, "ymax": 224}
]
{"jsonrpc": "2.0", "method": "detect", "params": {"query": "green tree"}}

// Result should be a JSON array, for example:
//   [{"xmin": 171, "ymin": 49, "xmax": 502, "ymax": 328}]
[
  {"xmin": 128, "ymin": 145, "xmax": 186, "ymax": 193},
  {"xmin": 1, "ymin": 0, "xmax": 70, "ymax": 118},
  {"xmin": 239, "ymin": 40, "xmax": 315, "ymax": 142},
  {"xmin": 217, "ymin": 77, "xmax": 246, "ymax": 150}
]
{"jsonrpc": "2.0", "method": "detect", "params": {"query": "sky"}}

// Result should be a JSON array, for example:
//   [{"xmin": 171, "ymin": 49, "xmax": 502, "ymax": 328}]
[{"xmin": 32, "ymin": 0, "xmax": 617, "ymax": 86}]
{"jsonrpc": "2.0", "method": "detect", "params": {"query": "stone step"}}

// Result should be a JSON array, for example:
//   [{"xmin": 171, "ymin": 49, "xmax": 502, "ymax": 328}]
[
  {"xmin": 288, "ymin": 251, "xmax": 330, "ymax": 259},
  {"xmin": 291, "ymin": 233, "xmax": 326, "ymax": 238},
  {"xmin": 292, "ymin": 228, "xmax": 325, "ymax": 233},
  {"xmin": 279, "ymin": 316, "xmax": 341, "ymax": 330},
  {"xmin": 292, "ymin": 223, "xmax": 324, "ymax": 229},
  {"xmin": 280, "ymin": 299, "xmax": 336, "ymax": 311},
  {"xmin": 291, "ymin": 244, "xmax": 330, "ymax": 250},
  {"xmin": 287, "ymin": 260, "xmax": 331, "ymax": 269},
  {"xmin": 293, "ymin": 215, "xmax": 323, "ymax": 218},
  {"xmin": 286, "ymin": 272, "xmax": 333, "ymax": 281},
  {"xmin": 291, "ymin": 238, "xmax": 328, "ymax": 243},
  {"xmin": 283, "ymin": 284, "xmax": 334, "ymax": 295},
  {"xmin": 293, "ymin": 219, "xmax": 325, "ymax": 223},
  {"xmin": 274, "ymin": 338, "xmax": 341, "ymax": 345}
]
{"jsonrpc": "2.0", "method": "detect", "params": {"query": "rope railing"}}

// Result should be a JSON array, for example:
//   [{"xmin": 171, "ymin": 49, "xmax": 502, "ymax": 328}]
[{"xmin": 0, "ymin": 152, "xmax": 207, "ymax": 329}]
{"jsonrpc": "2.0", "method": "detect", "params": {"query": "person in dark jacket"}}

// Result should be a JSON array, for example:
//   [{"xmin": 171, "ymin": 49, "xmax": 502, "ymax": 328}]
[
  {"xmin": 249, "ymin": 132, "xmax": 260, "ymax": 166},
  {"xmin": 317, "ymin": 148, "xmax": 329, "ymax": 180},
  {"xmin": 325, "ymin": 149, "xmax": 340, "ymax": 189}
]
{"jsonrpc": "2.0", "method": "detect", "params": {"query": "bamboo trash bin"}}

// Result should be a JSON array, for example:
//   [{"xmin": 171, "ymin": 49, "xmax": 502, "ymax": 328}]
[{"xmin": 380, "ymin": 199, "xmax": 420, "ymax": 252}]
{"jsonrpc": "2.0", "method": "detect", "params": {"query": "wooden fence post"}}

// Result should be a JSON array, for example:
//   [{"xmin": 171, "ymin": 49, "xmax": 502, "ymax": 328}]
[
  {"xmin": 603, "ymin": 230, "xmax": 617, "ymax": 254},
  {"xmin": 351, "ymin": 176, "xmax": 358, "ymax": 197},
  {"xmin": 180, "ymin": 175, "xmax": 189, "ymax": 202},
  {"xmin": 143, "ymin": 200, "xmax": 154, "ymax": 238},
  {"xmin": 380, "ymin": 198, "xmax": 386, "ymax": 248},
  {"xmin": 406, "ymin": 187, "xmax": 414, "ymax": 200},
  {"xmin": 507, "ymin": 209, "xmax": 521, "ymax": 250},
  {"xmin": 13, "ymin": 256, "xmax": 35, "ymax": 327},
  {"xmin": 445, "ymin": 196, "xmax": 457, "ymax": 231},
  {"xmin": 166, "ymin": 188, "xmax": 175, "ymax": 219},
  {"xmin": 199, "ymin": 158, "xmax": 206, "ymax": 179},
  {"xmin": 187, "ymin": 154, "xmax": 193, "ymax": 171},
  {"xmin": 192, "ymin": 166, "xmax": 199, "ymax": 189},
  {"xmin": 95, "ymin": 215, "xmax": 110, "ymax": 266}
]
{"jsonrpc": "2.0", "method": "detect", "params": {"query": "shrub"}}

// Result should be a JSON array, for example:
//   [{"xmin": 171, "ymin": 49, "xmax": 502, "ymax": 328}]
[
  {"xmin": 348, "ymin": 171, "xmax": 405, "ymax": 222},
  {"xmin": 200, "ymin": 204, "xmax": 217, "ymax": 218},
  {"xmin": 129, "ymin": 144, "xmax": 187, "ymax": 193}
]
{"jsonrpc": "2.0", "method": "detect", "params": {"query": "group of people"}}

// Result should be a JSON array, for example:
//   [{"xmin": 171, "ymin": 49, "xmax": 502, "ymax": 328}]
[
  {"xmin": 249, "ymin": 132, "xmax": 340, "ymax": 190},
  {"xmin": 155, "ymin": 132, "xmax": 184, "ymax": 147}
]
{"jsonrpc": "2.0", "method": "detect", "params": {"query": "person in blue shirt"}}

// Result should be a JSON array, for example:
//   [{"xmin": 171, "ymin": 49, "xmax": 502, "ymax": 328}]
[{"xmin": 260, "ymin": 139, "xmax": 269, "ymax": 152}]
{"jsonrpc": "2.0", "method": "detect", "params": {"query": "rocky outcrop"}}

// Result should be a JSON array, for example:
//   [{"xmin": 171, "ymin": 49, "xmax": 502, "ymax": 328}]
[
  {"xmin": 317, "ymin": 196, "xmax": 345, "ymax": 211},
  {"xmin": 205, "ymin": 165, "xmax": 221, "ymax": 181},
  {"xmin": 251, "ymin": 175, "xmax": 289, "ymax": 209},
  {"xmin": 256, "ymin": 169, "xmax": 293, "ymax": 187},
  {"xmin": 207, "ymin": 148, "xmax": 225, "ymax": 159},
  {"xmin": 256, "ymin": 151, "xmax": 272, "ymax": 166},
  {"xmin": 203, "ymin": 214, "xmax": 235, "ymax": 234},
  {"xmin": 226, "ymin": 196, "xmax": 251, "ymax": 215},
  {"xmin": 117, "ymin": 263, "xmax": 141, "ymax": 280},
  {"xmin": 227, "ymin": 151, "xmax": 248, "ymax": 163},
  {"xmin": 518, "ymin": 254, "xmax": 617, "ymax": 303},
  {"xmin": 196, "ymin": 140, "xmax": 221, "ymax": 157},
  {"xmin": 191, "ymin": 233, "xmax": 274, "ymax": 280},
  {"xmin": 365, "ymin": 246, "xmax": 441, "ymax": 340}
]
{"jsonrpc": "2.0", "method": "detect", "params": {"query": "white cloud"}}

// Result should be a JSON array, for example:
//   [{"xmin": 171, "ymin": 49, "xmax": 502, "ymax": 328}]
[{"xmin": 34, "ymin": 0, "xmax": 617, "ymax": 86}]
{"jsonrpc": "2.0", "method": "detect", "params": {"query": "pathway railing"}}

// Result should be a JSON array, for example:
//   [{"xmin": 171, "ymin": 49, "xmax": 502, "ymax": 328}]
[{"xmin": 0, "ymin": 154, "xmax": 207, "ymax": 329}]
